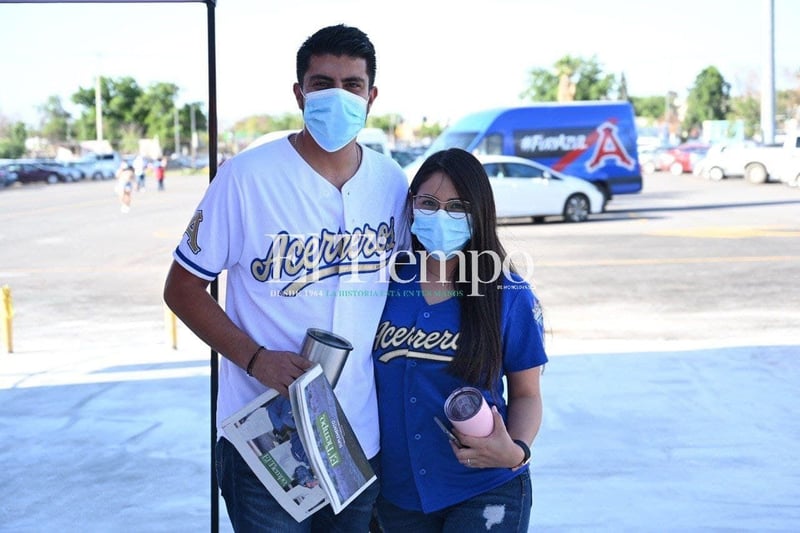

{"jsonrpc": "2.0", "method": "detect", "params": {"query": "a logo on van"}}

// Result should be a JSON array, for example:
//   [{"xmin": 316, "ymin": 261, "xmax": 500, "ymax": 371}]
[
  {"xmin": 515, "ymin": 121, "xmax": 635, "ymax": 172},
  {"xmin": 518, "ymin": 132, "xmax": 589, "ymax": 153},
  {"xmin": 585, "ymin": 121, "xmax": 635, "ymax": 171}
]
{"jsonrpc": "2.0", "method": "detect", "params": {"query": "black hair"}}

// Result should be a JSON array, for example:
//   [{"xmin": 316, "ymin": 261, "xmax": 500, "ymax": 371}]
[
  {"xmin": 408, "ymin": 148, "xmax": 511, "ymax": 390},
  {"xmin": 296, "ymin": 24, "xmax": 377, "ymax": 88}
]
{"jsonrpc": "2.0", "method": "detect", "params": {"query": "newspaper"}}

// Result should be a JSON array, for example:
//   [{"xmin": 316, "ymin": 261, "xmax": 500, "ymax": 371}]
[{"xmin": 221, "ymin": 364, "xmax": 375, "ymax": 523}]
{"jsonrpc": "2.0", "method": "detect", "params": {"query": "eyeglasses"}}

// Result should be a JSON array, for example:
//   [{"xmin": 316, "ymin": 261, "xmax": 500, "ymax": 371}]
[{"xmin": 412, "ymin": 194, "xmax": 471, "ymax": 219}]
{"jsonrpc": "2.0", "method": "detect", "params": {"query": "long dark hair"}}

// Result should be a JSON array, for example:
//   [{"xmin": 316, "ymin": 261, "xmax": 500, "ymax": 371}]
[{"xmin": 409, "ymin": 148, "xmax": 511, "ymax": 390}]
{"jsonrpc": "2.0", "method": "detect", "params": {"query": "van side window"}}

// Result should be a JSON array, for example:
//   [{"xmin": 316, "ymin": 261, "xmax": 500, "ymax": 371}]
[
  {"xmin": 474, "ymin": 133, "xmax": 503, "ymax": 155},
  {"xmin": 485, "ymin": 134, "xmax": 503, "ymax": 155}
]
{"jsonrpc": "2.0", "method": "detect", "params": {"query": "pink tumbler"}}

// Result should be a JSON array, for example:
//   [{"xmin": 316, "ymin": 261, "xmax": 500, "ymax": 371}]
[{"xmin": 444, "ymin": 387, "xmax": 494, "ymax": 437}]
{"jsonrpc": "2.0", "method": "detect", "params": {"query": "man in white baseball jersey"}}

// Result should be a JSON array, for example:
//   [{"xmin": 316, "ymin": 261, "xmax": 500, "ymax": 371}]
[{"xmin": 163, "ymin": 24, "xmax": 409, "ymax": 533}]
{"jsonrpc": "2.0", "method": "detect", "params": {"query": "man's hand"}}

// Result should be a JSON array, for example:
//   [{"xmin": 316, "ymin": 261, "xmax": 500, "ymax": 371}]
[{"xmin": 250, "ymin": 349, "xmax": 314, "ymax": 397}]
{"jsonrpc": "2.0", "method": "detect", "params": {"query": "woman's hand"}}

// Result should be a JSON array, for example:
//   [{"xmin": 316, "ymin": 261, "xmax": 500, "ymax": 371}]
[{"xmin": 450, "ymin": 406, "xmax": 526, "ymax": 469}]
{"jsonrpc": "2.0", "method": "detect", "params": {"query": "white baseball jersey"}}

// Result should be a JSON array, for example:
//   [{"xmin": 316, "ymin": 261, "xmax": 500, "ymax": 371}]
[{"xmin": 173, "ymin": 136, "xmax": 410, "ymax": 457}]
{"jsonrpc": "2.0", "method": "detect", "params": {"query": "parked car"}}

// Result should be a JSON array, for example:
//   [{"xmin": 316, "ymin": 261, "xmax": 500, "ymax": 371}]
[
  {"xmin": 38, "ymin": 159, "xmax": 81, "ymax": 182},
  {"xmin": 3, "ymin": 161, "xmax": 71, "ymax": 184},
  {"xmin": 478, "ymin": 154, "xmax": 605, "ymax": 223},
  {"xmin": 659, "ymin": 142, "xmax": 711, "ymax": 175},
  {"xmin": 693, "ymin": 141, "xmax": 759, "ymax": 181},
  {"xmin": 76, "ymin": 152, "xmax": 121, "ymax": 180},
  {"xmin": 639, "ymin": 145, "xmax": 671, "ymax": 175},
  {"xmin": 0, "ymin": 162, "xmax": 18, "ymax": 187},
  {"xmin": 357, "ymin": 127, "xmax": 391, "ymax": 156},
  {"xmin": 390, "ymin": 149, "xmax": 419, "ymax": 168}
]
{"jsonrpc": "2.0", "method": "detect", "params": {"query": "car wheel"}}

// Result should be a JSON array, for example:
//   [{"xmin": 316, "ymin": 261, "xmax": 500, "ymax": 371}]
[
  {"xmin": 745, "ymin": 163, "xmax": 768, "ymax": 184},
  {"xmin": 708, "ymin": 167, "xmax": 725, "ymax": 181},
  {"xmin": 563, "ymin": 193, "xmax": 590, "ymax": 223},
  {"xmin": 47, "ymin": 174, "xmax": 59, "ymax": 184},
  {"xmin": 669, "ymin": 162, "xmax": 684, "ymax": 176},
  {"xmin": 642, "ymin": 161, "xmax": 656, "ymax": 174}
]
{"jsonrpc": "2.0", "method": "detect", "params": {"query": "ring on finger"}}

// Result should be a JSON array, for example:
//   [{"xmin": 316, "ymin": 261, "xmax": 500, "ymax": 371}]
[{"xmin": 467, "ymin": 458, "xmax": 471, "ymax": 466}]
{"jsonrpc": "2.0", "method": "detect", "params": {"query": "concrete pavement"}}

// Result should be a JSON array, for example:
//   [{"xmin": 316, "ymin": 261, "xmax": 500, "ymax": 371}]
[{"xmin": 2, "ymin": 328, "xmax": 798, "ymax": 532}]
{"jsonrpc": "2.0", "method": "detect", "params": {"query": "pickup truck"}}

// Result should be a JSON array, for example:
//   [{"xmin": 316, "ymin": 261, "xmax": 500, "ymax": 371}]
[
  {"xmin": 773, "ymin": 135, "xmax": 800, "ymax": 187},
  {"xmin": 694, "ymin": 133, "xmax": 800, "ymax": 185}
]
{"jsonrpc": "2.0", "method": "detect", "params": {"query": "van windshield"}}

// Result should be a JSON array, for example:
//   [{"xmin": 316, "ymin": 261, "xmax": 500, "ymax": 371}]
[{"xmin": 425, "ymin": 131, "xmax": 479, "ymax": 156}]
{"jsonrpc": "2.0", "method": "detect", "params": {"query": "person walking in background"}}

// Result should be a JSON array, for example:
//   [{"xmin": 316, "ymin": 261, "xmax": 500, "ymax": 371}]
[
  {"xmin": 162, "ymin": 24, "xmax": 409, "ymax": 533},
  {"xmin": 115, "ymin": 162, "xmax": 136, "ymax": 213},
  {"xmin": 132, "ymin": 154, "xmax": 146, "ymax": 191},
  {"xmin": 372, "ymin": 148, "xmax": 547, "ymax": 532},
  {"xmin": 154, "ymin": 156, "xmax": 166, "ymax": 191}
]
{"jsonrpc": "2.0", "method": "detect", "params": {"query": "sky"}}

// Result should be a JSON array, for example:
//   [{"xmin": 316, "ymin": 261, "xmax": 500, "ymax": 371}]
[{"xmin": 1, "ymin": 0, "xmax": 799, "ymax": 129}]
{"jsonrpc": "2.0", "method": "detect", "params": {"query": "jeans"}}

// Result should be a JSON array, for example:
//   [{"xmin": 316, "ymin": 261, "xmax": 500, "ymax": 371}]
[
  {"xmin": 215, "ymin": 437, "xmax": 380, "ymax": 533},
  {"xmin": 376, "ymin": 470, "xmax": 531, "ymax": 533}
]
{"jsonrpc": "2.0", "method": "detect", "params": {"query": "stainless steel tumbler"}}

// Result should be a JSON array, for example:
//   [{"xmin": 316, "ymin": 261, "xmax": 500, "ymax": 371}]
[{"xmin": 300, "ymin": 328, "xmax": 353, "ymax": 388}]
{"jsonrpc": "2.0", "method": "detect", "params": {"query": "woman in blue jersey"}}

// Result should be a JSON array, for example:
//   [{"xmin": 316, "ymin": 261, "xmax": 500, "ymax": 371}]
[{"xmin": 373, "ymin": 148, "xmax": 548, "ymax": 532}]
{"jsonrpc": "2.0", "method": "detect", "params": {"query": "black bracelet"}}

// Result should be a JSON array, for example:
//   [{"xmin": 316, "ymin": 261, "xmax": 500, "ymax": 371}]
[
  {"xmin": 511, "ymin": 439, "xmax": 531, "ymax": 469},
  {"xmin": 245, "ymin": 346, "xmax": 265, "ymax": 377}
]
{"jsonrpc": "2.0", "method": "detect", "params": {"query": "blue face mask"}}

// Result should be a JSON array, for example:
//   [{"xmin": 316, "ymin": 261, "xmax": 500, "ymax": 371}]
[
  {"xmin": 302, "ymin": 88, "xmax": 368, "ymax": 152},
  {"xmin": 411, "ymin": 209, "xmax": 473, "ymax": 259}
]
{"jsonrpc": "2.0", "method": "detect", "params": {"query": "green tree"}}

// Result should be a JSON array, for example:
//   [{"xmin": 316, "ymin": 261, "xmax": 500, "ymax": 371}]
[
  {"xmin": 728, "ymin": 95, "xmax": 760, "ymax": 139},
  {"xmin": 573, "ymin": 56, "xmax": 616, "ymax": 101},
  {"xmin": 176, "ymin": 101, "xmax": 209, "ymax": 155},
  {"xmin": 367, "ymin": 113, "xmax": 403, "ymax": 134},
  {"xmin": 38, "ymin": 95, "xmax": 72, "ymax": 144},
  {"xmin": 71, "ymin": 76, "xmax": 144, "ymax": 145},
  {"xmin": 682, "ymin": 66, "xmax": 731, "ymax": 135},
  {"xmin": 520, "ymin": 55, "xmax": 616, "ymax": 102},
  {"xmin": 230, "ymin": 112, "xmax": 300, "ymax": 138},
  {"xmin": 777, "ymin": 88, "xmax": 800, "ymax": 127},
  {"xmin": 630, "ymin": 95, "xmax": 669, "ymax": 120},
  {"xmin": 69, "ymin": 77, "xmax": 207, "ymax": 154},
  {"xmin": 135, "ymin": 82, "xmax": 180, "ymax": 153},
  {"xmin": 0, "ymin": 120, "xmax": 27, "ymax": 158},
  {"xmin": 519, "ymin": 67, "xmax": 559, "ymax": 101}
]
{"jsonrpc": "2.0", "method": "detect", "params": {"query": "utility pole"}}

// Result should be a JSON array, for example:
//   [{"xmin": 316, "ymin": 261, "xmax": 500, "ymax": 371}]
[
  {"xmin": 190, "ymin": 103, "xmax": 197, "ymax": 168},
  {"xmin": 761, "ymin": 0, "xmax": 776, "ymax": 144},
  {"xmin": 174, "ymin": 106, "xmax": 180, "ymax": 156},
  {"xmin": 95, "ymin": 74, "xmax": 103, "ymax": 142}
]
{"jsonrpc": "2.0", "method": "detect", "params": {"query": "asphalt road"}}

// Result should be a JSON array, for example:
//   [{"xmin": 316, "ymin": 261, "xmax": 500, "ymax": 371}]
[
  {"xmin": 499, "ymin": 172, "xmax": 800, "ymax": 351},
  {"xmin": 1, "ymin": 170, "xmax": 798, "ymax": 532},
  {"xmin": 2, "ymin": 170, "xmax": 797, "ymax": 354}
]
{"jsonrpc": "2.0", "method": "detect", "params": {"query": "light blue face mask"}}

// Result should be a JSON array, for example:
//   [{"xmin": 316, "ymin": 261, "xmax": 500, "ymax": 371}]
[
  {"xmin": 302, "ymin": 88, "xmax": 368, "ymax": 152},
  {"xmin": 411, "ymin": 209, "xmax": 473, "ymax": 259}
]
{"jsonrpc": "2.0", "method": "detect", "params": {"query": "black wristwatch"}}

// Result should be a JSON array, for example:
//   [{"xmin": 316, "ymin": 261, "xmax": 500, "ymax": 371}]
[{"xmin": 511, "ymin": 439, "xmax": 531, "ymax": 470}]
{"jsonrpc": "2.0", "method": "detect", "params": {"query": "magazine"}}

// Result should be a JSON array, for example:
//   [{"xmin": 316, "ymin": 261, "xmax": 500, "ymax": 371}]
[{"xmin": 221, "ymin": 364, "xmax": 375, "ymax": 523}]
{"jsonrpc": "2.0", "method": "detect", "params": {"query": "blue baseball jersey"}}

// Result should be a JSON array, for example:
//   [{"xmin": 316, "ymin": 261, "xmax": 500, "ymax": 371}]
[{"xmin": 372, "ymin": 260, "xmax": 548, "ymax": 512}]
